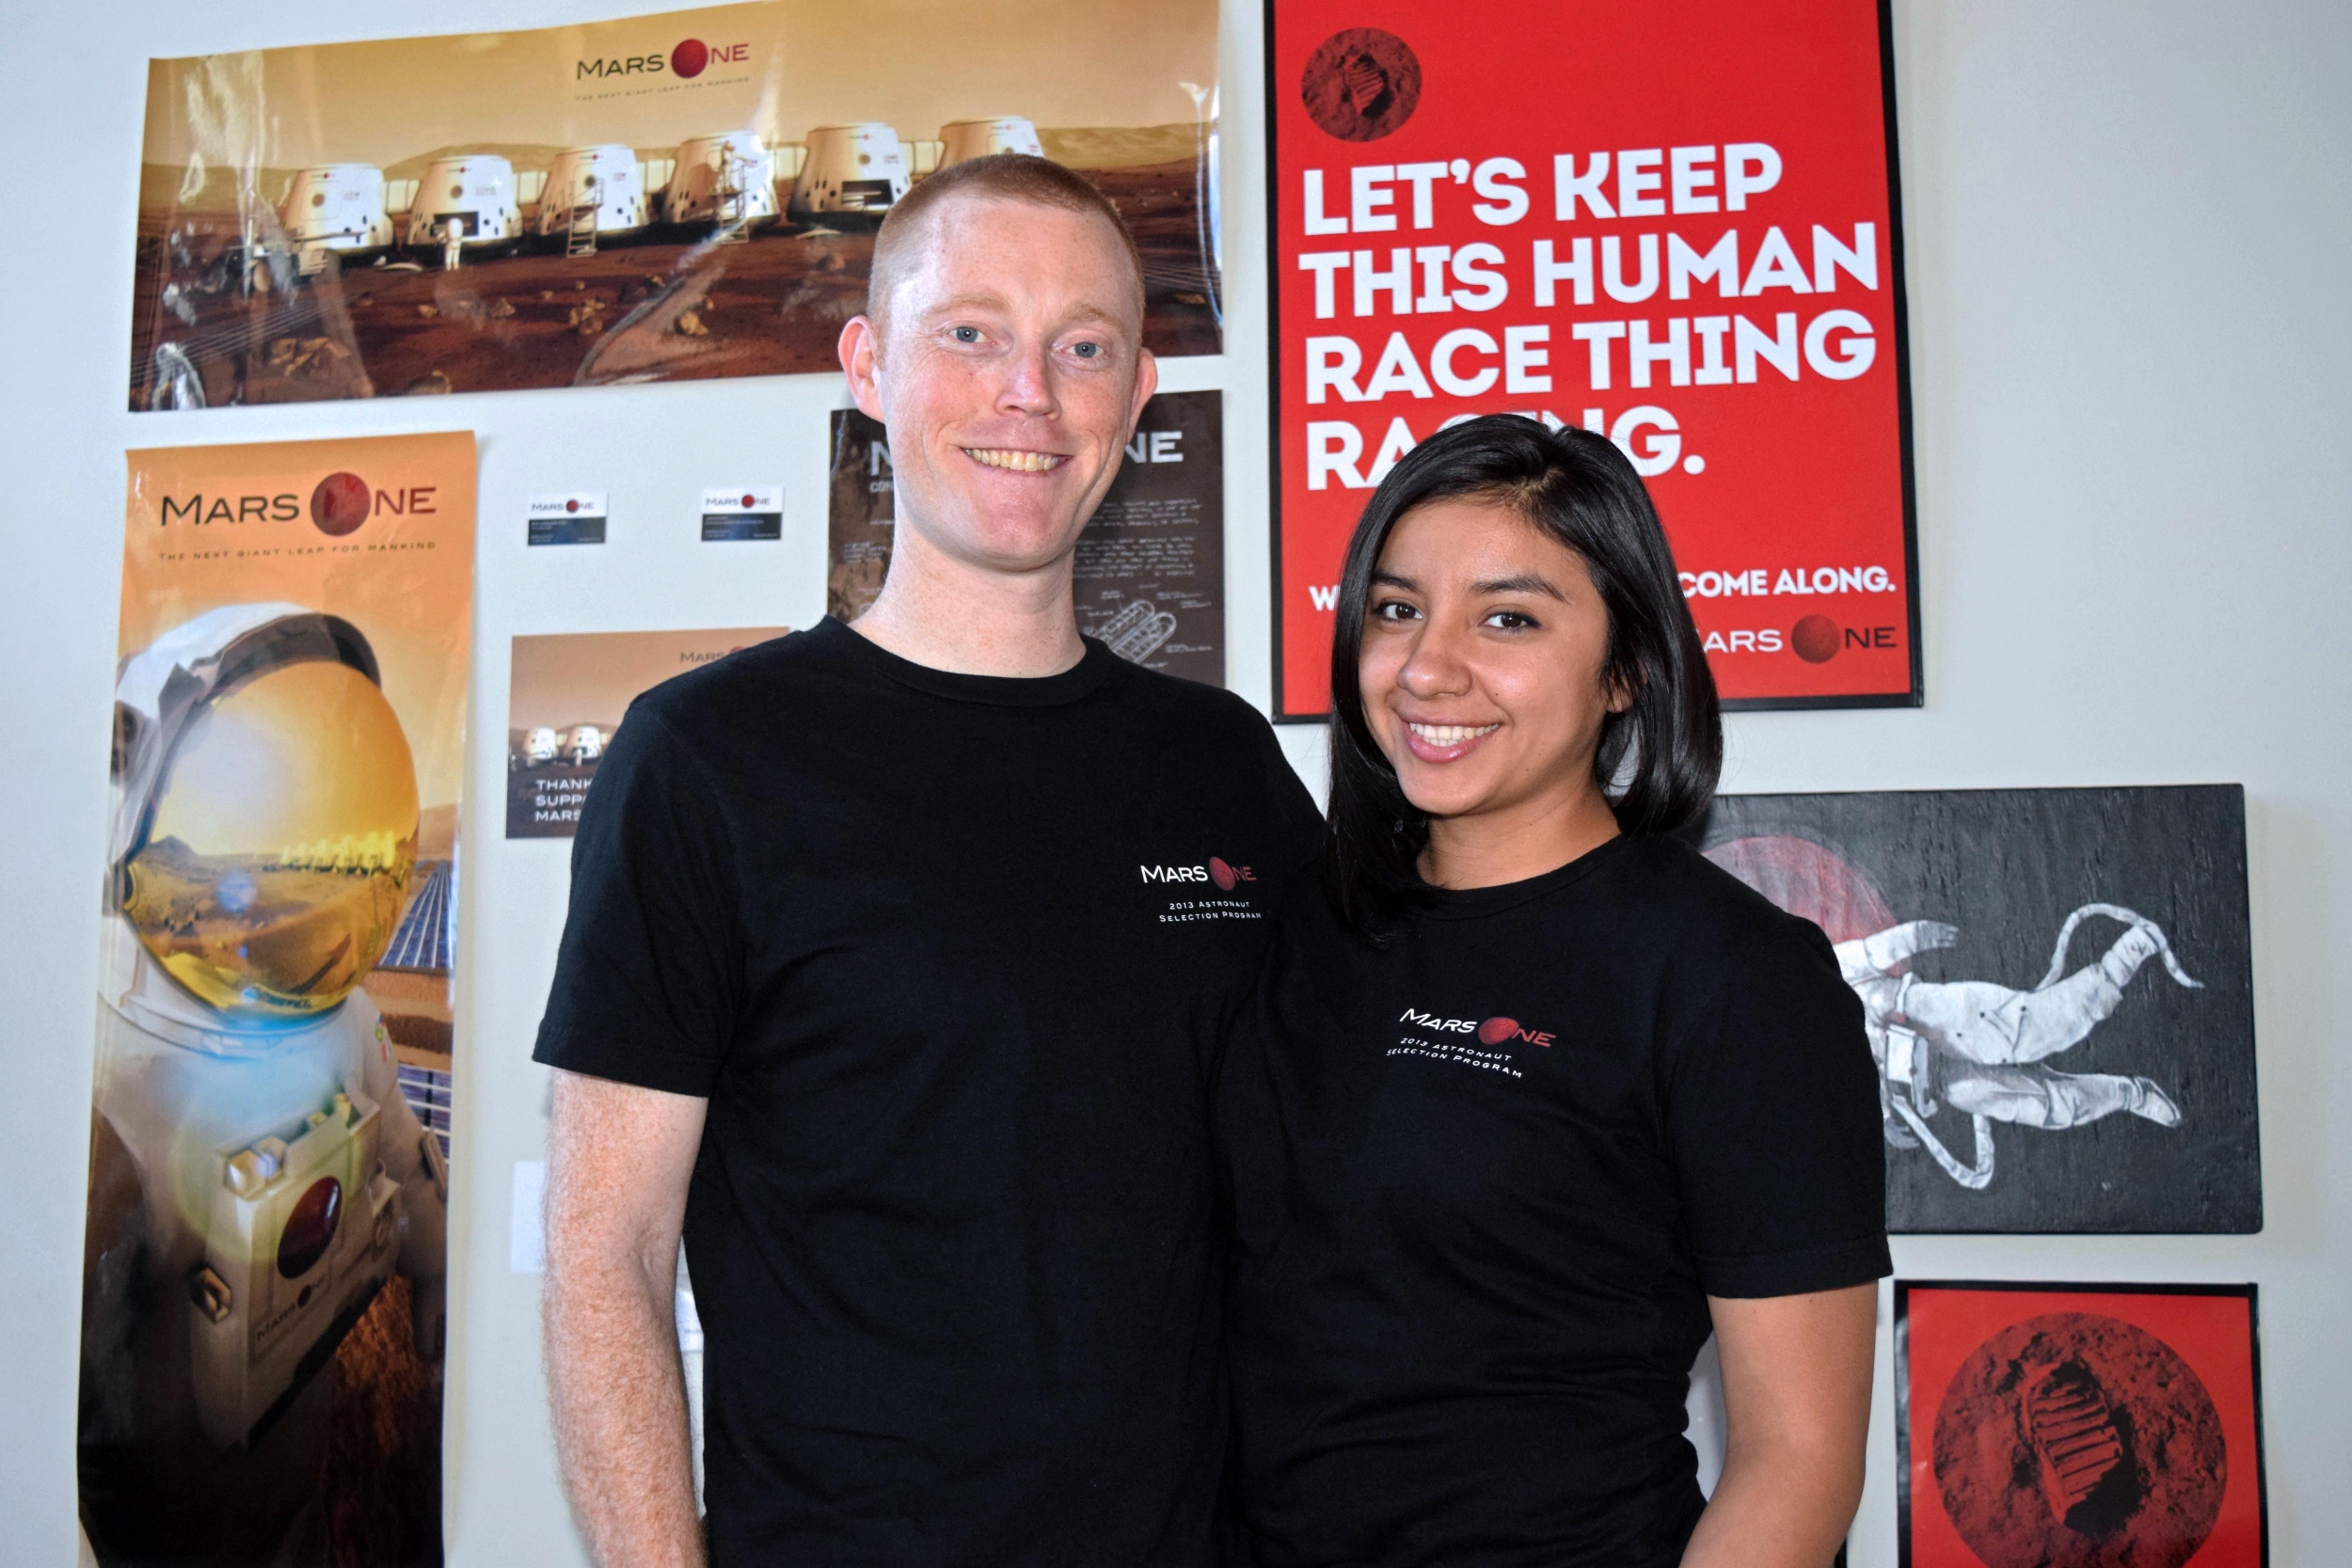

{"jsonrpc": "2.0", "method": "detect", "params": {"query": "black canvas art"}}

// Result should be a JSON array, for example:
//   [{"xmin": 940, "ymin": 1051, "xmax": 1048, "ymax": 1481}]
[{"xmin": 1692, "ymin": 786, "xmax": 2259, "ymax": 1233}]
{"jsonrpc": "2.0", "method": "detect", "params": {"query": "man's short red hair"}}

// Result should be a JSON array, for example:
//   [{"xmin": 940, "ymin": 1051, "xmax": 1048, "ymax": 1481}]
[{"xmin": 865, "ymin": 154, "xmax": 1146, "ymax": 337}]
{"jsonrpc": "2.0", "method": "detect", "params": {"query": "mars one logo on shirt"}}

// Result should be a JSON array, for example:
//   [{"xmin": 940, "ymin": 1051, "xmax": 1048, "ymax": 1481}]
[
  {"xmin": 1144, "ymin": 854, "xmax": 1263, "ymax": 924},
  {"xmin": 1399, "ymin": 1008, "xmax": 1555, "ymax": 1047},
  {"xmin": 1139, "ymin": 855, "xmax": 1257, "ymax": 891},
  {"xmin": 1391, "ymin": 1006, "xmax": 1554, "ymax": 1079}
]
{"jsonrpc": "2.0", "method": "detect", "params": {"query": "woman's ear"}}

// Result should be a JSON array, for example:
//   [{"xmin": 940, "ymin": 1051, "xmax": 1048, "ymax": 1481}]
[{"xmin": 1603, "ymin": 667, "xmax": 1640, "ymax": 716}]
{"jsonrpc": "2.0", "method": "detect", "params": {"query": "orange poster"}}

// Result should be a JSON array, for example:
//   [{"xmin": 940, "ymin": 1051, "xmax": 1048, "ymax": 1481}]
[{"xmin": 81, "ymin": 432, "xmax": 474, "ymax": 1566}]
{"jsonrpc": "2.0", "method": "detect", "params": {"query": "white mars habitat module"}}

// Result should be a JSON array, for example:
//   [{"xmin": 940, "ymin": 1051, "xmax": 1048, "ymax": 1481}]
[
  {"xmin": 534, "ymin": 145, "xmax": 651, "ymax": 247},
  {"xmin": 663, "ymin": 132, "xmax": 779, "ymax": 230},
  {"xmin": 938, "ymin": 117, "xmax": 1043, "ymax": 166},
  {"xmin": 404, "ymin": 154, "xmax": 522, "ymax": 255},
  {"xmin": 278, "ymin": 165, "xmax": 394, "ymax": 275},
  {"xmin": 788, "ymin": 124, "xmax": 909, "ymax": 224}
]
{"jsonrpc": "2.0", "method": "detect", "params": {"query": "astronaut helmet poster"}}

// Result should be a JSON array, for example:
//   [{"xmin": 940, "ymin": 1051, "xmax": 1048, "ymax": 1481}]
[
  {"xmin": 1694, "ymin": 785, "xmax": 2259, "ymax": 1233},
  {"xmin": 1266, "ymin": 0, "xmax": 1918, "ymax": 714},
  {"xmin": 130, "ymin": 0, "xmax": 1222, "ymax": 411},
  {"xmin": 81, "ymin": 432, "xmax": 473, "ymax": 1565}
]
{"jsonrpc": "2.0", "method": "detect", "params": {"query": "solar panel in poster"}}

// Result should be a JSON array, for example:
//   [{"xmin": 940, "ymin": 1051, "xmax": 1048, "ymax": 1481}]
[
  {"xmin": 397, "ymin": 1061, "xmax": 453, "ymax": 1164},
  {"xmin": 382, "ymin": 860, "xmax": 453, "ymax": 973}
]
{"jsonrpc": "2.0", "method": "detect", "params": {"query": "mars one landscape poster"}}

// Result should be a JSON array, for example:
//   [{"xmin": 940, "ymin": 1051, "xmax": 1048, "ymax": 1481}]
[
  {"xmin": 130, "ymin": 0, "xmax": 1223, "ymax": 409},
  {"xmin": 1897, "ymin": 1282, "xmax": 2267, "ymax": 1568},
  {"xmin": 1694, "ymin": 785, "xmax": 2260, "ymax": 1234}
]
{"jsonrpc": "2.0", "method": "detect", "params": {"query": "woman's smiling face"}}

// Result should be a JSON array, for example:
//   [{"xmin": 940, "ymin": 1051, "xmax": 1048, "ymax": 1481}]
[{"xmin": 1358, "ymin": 495, "xmax": 1627, "ymax": 836}]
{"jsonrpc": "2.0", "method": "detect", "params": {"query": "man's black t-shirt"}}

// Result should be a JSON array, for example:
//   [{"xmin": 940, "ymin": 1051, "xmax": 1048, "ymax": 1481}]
[
  {"xmin": 533, "ymin": 618, "xmax": 1323, "ymax": 1567},
  {"xmin": 1219, "ymin": 835, "xmax": 1891, "ymax": 1568}
]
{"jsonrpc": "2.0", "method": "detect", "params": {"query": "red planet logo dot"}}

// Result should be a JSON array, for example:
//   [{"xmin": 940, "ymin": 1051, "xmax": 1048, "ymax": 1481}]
[
  {"xmin": 565, "ymin": 498, "xmax": 580, "ymax": 514},
  {"xmin": 309, "ymin": 472, "xmax": 372, "ymax": 536},
  {"xmin": 1791, "ymin": 613, "xmax": 1841, "ymax": 664},
  {"xmin": 740, "ymin": 493, "xmax": 757, "ymax": 509},
  {"xmin": 1209, "ymin": 856, "xmax": 1237, "ymax": 891},
  {"xmin": 1477, "ymin": 1017, "xmax": 1518, "ymax": 1045},
  {"xmin": 275, "ymin": 1176, "xmax": 342, "ymax": 1278},
  {"xmin": 672, "ymin": 38, "xmax": 709, "ymax": 78}
]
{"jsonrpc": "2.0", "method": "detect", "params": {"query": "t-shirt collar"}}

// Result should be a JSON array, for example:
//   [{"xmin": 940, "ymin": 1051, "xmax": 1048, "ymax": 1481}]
[
  {"xmin": 1417, "ymin": 833, "xmax": 1636, "ymax": 921},
  {"xmin": 810, "ymin": 615, "xmax": 1120, "ymax": 707}
]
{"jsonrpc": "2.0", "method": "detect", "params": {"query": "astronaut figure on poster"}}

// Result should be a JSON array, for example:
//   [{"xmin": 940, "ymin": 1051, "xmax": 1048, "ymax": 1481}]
[
  {"xmin": 1835, "ymin": 904, "xmax": 2193, "ymax": 1189},
  {"xmin": 1700, "ymin": 789, "xmax": 2259, "ymax": 1233},
  {"xmin": 79, "ymin": 604, "xmax": 448, "ymax": 1562}
]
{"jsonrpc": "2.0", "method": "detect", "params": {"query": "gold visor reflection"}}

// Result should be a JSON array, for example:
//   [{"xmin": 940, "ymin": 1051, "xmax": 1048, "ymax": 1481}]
[{"xmin": 123, "ymin": 660, "xmax": 419, "ymax": 1019}]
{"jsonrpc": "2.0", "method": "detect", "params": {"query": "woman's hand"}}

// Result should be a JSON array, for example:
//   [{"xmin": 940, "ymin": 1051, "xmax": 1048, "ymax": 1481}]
[{"xmin": 1680, "ymin": 1282, "xmax": 1878, "ymax": 1568}]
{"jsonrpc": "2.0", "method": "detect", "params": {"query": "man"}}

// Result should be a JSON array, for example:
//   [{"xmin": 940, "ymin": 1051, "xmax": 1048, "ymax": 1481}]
[{"xmin": 535, "ymin": 155, "xmax": 1323, "ymax": 1567}]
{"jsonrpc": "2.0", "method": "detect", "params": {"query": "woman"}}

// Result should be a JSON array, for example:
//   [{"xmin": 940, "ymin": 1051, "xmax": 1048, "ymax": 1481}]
[{"xmin": 1221, "ymin": 417, "xmax": 1889, "ymax": 1567}]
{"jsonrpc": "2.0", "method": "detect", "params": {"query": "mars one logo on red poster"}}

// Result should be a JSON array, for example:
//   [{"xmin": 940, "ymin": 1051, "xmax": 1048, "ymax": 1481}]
[
  {"xmin": 576, "ymin": 37, "xmax": 750, "ymax": 79},
  {"xmin": 1270, "ymin": 0, "xmax": 1919, "ymax": 714},
  {"xmin": 157, "ymin": 472, "xmax": 437, "ymax": 536}
]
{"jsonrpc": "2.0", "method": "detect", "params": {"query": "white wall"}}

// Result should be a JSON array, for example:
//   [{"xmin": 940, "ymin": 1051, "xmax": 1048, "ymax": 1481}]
[{"xmin": 2, "ymin": 2, "xmax": 2345, "ymax": 1563}]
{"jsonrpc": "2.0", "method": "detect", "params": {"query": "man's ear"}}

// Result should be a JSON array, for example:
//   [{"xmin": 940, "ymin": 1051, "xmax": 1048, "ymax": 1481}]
[
  {"xmin": 839, "ymin": 315, "xmax": 886, "ymax": 421},
  {"xmin": 1129, "ymin": 345, "xmax": 1159, "ymax": 430}
]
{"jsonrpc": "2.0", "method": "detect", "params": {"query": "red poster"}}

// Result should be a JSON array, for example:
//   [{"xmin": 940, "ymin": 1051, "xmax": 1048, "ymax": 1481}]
[
  {"xmin": 1896, "ymin": 1282, "xmax": 2269, "ymax": 1568},
  {"xmin": 1267, "ymin": 0, "xmax": 1919, "ymax": 716}
]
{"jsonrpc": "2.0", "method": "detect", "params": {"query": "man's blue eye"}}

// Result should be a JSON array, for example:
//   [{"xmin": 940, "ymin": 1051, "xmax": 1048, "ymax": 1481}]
[
  {"xmin": 952, "ymin": 326, "xmax": 980, "ymax": 343},
  {"xmin": 1073, "ymin": 341, "xmax": 1100, "ymax": 358}
]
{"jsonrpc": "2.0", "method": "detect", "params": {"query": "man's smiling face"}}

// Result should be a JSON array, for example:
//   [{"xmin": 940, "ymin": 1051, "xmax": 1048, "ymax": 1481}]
[{"xmin": 852, "ymin": 194, "xmax": 1155, "ymax": 576}]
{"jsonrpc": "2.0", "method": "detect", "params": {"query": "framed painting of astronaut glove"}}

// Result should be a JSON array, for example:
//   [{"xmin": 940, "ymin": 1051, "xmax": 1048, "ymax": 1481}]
[{"xmin": 1691, "ymin": 785, "xmax": 2259, "ymax": 1233}]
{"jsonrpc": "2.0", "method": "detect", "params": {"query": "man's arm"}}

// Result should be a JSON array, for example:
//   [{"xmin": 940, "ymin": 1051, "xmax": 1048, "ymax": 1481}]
[
  {"xmin": 544, "ymin": 1069, "xmax": 709, "ymax": 1568},
  {"xmin": 1678, "ymin": 1282, "xmax": 1878, "ymax": 1568}
]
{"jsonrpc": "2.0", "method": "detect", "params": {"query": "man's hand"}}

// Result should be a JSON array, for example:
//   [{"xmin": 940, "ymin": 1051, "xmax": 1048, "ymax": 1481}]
[
  {"xmin": 544, "ymin": 1069, "xmax": 709, "ymax": 1568},
  {"xmin": 1679, "ymin": 1283, "xmax": 1878, "ymax": 1568}
]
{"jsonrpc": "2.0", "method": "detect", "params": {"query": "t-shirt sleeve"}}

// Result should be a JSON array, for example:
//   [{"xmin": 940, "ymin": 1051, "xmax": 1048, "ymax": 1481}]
[
  {"xmin": 1663, "ymin": 919, "xmax": 1892, "ymax": 1298},
  {"xmin": 532, "ymin": 701, "xmax": 742, "ymax": 1096},
  {"xmin": 1251, "ymin": 713, "xmax": 1327, "ymax": 885}
]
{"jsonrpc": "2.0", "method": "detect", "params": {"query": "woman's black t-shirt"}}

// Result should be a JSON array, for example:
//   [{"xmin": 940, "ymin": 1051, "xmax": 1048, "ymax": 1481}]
[{"xmin": 1218, "ymin": 834, "xmax": 1891, "ymax": 1568}]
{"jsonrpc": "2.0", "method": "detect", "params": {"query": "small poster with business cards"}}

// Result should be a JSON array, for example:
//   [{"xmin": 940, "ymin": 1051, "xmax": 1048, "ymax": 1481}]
[
  {"xmin": 528, "ymin": 490, "xmax": 608, "ymax": 546},
  {"xmin": 700, "ymin": 484, "xmax": 783, "ymax": 542}
]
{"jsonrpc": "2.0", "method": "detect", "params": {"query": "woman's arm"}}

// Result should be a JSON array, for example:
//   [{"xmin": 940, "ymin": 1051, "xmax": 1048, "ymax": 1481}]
[{"xmin": 1678, "ymin": 1282, "xmax": 1878, "ymax": 1568}]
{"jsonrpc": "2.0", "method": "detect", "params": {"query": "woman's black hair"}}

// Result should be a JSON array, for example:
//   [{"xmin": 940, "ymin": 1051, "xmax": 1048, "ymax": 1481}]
[{"xmin": 1326, "ymin": 414, "xmax": 1722, "ymax": 936}]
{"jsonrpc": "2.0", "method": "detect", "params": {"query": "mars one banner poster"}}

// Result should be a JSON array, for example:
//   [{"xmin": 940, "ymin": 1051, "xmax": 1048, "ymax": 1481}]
[
  {"xmin": 1266, "ymin": 0, "xmax": 1918, "ymax": 714},
  {"xmin": 131, "ymin": 0, "xmax": 1222, "ymax": 409},
  {"xmin": 80, "ymin": 433, "xmax": 472, "ymax": 1566}
]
